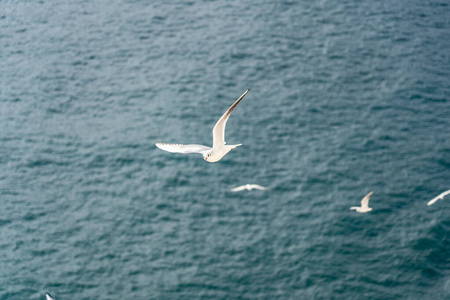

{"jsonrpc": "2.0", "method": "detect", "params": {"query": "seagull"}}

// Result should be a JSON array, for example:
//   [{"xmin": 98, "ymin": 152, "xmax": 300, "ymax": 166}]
[
  {"xmin": 350, "ymin": 191, "xmax": 373, "ymax": 213},
  {"xmin": 156, "ymin": 89, "xmax": 250, "ymax": 163},
  {"xmin": 231, "ymin": 184, "xmax": 268, "ymax": 192},
  {"xmin": 46, "ymin": 294, "xmax": 55, "ymax": 300},
  {"xmin": 427, "ymin": 189, "xmax": 450, "ymax": 206}
]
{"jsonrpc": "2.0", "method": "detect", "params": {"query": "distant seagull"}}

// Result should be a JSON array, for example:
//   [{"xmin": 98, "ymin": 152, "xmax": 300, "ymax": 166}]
[
  {"xmin": 350, "ymin": 191, "xmax": 373, "ymax": 213},
  {"xmin": 427, "ymin": 189, "xmax": 450, "ymax": 206},
  {"xmin": 46, "ymin": 294, "xmax": 55, "ymax": 300},
  {"xmin": 231, "ymin": 184, "xmax": 268, "ymax": 192},
  {"xmin": 156, "ymin": 89, "xmax": 250, "ymax": 163}
]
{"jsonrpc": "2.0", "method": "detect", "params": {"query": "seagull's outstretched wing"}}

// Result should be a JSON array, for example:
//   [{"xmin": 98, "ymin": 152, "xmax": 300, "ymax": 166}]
[
  {"xmin": 427, "ymin": 195, "xmax": 441, "ymax": 206},
  {"xmin": 46, "ymin": 294, "xmax": 55, "ymax": 300},
  {"xmin": 156, "ymin": 143, "xmax": 211, "ymax": 155},
  {"xmin": 212, "ymin": 89, "xmax": 249, "ymax": 149},
  {"xmin": 231, "ymin": 185, "xmax": 247, "ymax": 192},
  {"xmin": 361, "ymin": 191, "xmax": 373, "ymax": 209},
  {"xmin": 427, "ymin": 189, "xmax": 450, "ymax": 206},
  {"xmin": 251, "ymin": 184, "xmax": 268, "ymax": 190}
]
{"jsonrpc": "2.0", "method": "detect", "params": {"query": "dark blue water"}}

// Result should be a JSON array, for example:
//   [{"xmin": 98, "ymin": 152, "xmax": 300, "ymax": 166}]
[{"xmin": 1, "ymin": 1, "xmax": 449, "ymax": 299}]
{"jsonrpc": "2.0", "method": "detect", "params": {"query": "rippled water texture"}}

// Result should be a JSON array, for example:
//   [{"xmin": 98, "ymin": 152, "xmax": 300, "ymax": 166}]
[{"xmin": 1, "ymin": 1, "xmax": 449, "ymax": 299}]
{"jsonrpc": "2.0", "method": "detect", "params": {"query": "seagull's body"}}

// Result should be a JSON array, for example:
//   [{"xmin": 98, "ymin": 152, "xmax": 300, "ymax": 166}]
[
  {"xmin": 350, "ymin": 191, "xmax": 373, "ymax": 213},
  {"xmin": 427, "ymin": 189, "xmax": 450, "ymax": 206},
  {"xmin": 231, "ymin": 184, "xmax": 268, "ymax": 192},
  {"xmin": 46, "ymin": 294, "xmax": 55, "ymax": 300},
  {"xmin": 156, "ymin": 89, "xmax": 250, "ymax": 163}
]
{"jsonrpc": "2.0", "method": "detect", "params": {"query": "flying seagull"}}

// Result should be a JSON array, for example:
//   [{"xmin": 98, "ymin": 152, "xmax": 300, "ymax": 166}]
[
  {"xmin": 350, "ymin": 191, "xmax": 373, "ymax": 213},
  {"xmin": 46, "ymin": 294, "xmax": 55, "ymax": 300},
  {"xmin": 156, "ymin": 89, "xmax": 250, "ymax": 163},
  {"xmin": 231, "ymin": 184, "xmax": 268, "ymax": 192},
  {"xmin": 427, "ymin": 189, "xmax": 450, "ymax": 206}
]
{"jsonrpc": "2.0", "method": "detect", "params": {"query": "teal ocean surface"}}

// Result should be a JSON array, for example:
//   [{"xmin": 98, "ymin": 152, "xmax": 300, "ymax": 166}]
[{"xmin": 1, "ymin": 1, "xmax": 449, "ymax": 299}]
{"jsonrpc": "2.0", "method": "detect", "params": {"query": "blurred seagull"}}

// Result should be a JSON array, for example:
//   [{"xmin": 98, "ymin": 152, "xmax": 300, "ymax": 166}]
[
  {"xmin": 46, "ymin": 294, "xmax": 55, "ymax": 300},
  {"xmin": 427, "ymin": 189, "xmax": 450, "ymax": 206},
  {"xmin": 350, "ymin": 191, "xmax": 373, "ymax": 213},
  {"xmin": 156, "ymin": 89, "xmax": 250, "ymax": 163},
  {"xmin": 231, "ymin": 184, "xmax": 268, "ymax": 192}
]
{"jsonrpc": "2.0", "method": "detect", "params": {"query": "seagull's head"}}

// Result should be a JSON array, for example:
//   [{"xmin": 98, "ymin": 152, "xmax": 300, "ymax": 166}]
[{"xmin": 203, "ymin": 152, "xmax": 219, "ymax": 163}]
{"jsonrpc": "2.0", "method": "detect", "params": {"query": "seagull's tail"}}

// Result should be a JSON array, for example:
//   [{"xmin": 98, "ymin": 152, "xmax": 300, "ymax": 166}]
[{"xmin": 227, "ymin": 144, "xmax": 242, "ymax": 150}]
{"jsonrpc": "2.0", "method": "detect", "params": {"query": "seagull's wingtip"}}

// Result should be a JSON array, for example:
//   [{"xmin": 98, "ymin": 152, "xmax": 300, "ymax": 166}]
[{"xmin": 46, "ymin": 294, "xmax": 55, "ymax": 300}]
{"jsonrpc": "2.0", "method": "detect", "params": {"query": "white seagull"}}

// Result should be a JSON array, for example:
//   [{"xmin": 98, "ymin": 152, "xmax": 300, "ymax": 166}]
[
  {"xmin": 427, "ymin": 189, "xmax": 450, "ymax": 206},
  {"xmin": 46, "ymin": 294, "xmax": 55, "ymax": 300},
  {"xmin": 156, "ymin": 89, "xmax": 250, "ymax": 163},
  {"xmin": 350, "ymin": 191, "xmax": 373, "ymax": 213},
  {"xmin": 231, "ymin": 184, "xmax": 268, "ymax": 192}
]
